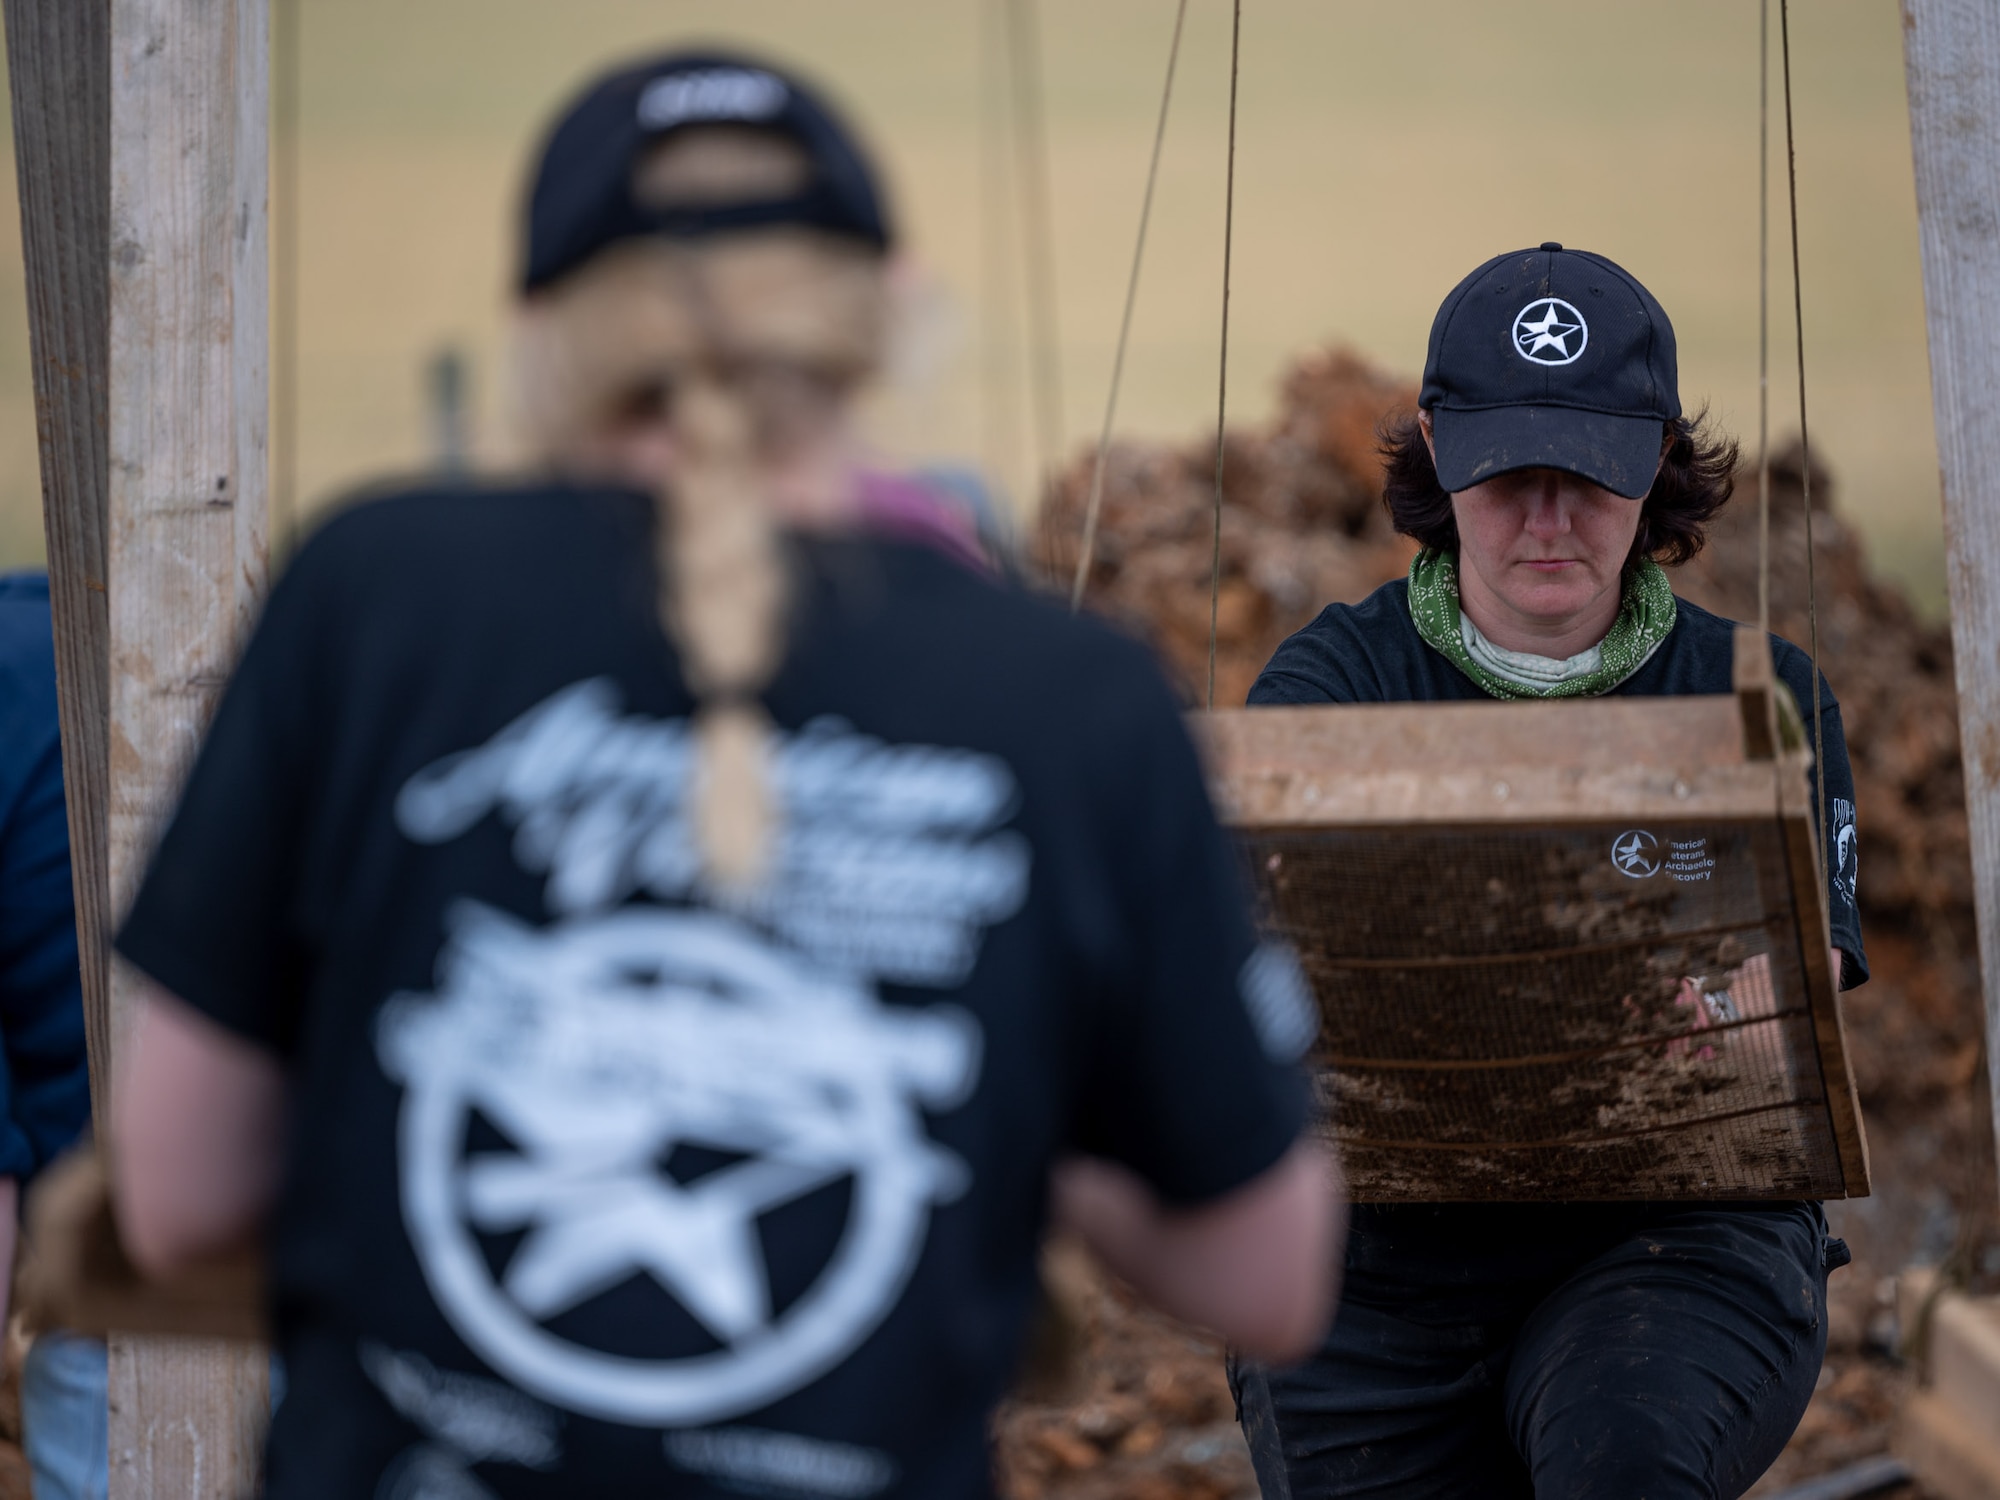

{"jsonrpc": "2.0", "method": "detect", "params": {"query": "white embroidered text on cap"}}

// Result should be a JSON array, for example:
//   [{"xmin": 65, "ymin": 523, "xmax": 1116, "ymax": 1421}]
[{"xmin": 638, "ymin": 69, "xmax": 788, "ymax": 132}]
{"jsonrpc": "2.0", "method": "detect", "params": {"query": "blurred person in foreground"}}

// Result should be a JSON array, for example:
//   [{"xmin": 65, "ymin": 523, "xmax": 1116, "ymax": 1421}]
[
  {"xmin": 105, "ymin": 49, "xmax": 1340, "ymax": 1498},
  {"xmin": 1232, "ymin": 245, "xmax": 1863, "ymax": 1499},
  {"xmin": 0, "ymin": 570, "xmax": 106, "ymax": 1500}
]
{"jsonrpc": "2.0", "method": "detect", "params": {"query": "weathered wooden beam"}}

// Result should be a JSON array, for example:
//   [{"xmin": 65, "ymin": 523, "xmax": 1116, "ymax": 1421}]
[
  {"xmin": 103, "ymin": 0, "xmax": 272, "ymax": 1493},
  {"xmin": 1895, "ymin": 1269, "xmax": 2000, "ymax": 1499},
  {"xmin": 1197, "ymin": 695, "xmax": 1776, "ymax": 827},
  {"xmin": 3, "ymin": 0, "xmax": 114, "ymax": 1121},
  {"xmin": 1902, "ymin": 0, "xmax": 2000, "ymax": 1210}
]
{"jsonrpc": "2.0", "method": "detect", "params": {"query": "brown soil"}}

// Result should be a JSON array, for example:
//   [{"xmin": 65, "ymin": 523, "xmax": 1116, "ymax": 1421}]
[{"xmin": 999, "ymin": 346, "xmax": 1999, "ymax": 1500}]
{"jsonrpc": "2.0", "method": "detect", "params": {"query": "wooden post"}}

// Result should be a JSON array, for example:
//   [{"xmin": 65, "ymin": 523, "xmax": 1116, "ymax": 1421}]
[
  {"xmin": 8, "ymin": 0, "xmax": 273, "ymax": 1487},
  {"xmin": 101, "ymin": 0, "xmax": 273, "ymax": 1493},
  {"xmin": 2, "ymin": 0, "xmax": 115, "ymax": 1120},
  {"xmin": 1902, "ymin": 1, "xmax": 2000, "ymax": 1209}
]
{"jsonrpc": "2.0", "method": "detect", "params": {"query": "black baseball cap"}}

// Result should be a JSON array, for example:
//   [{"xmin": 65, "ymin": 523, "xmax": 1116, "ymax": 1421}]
[
  {"xmin": 1420, "ymin": 244, "xmax": 1680, "ymax": 500},
  {"xmin": 521, "ymin": 49, "xmax": 893, "ymax": 293}
]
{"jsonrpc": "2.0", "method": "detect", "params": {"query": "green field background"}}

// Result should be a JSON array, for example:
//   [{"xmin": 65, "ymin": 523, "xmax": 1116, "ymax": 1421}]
[{"xmin": 0, "ymin": 0, "xmax": 1947, "ymax": 610}]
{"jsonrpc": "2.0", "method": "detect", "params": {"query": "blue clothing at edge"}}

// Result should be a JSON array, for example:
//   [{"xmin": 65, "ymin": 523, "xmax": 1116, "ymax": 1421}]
[{"xmin": 0, "ymin": 571, "xmax": 92, "ymax": 1184}]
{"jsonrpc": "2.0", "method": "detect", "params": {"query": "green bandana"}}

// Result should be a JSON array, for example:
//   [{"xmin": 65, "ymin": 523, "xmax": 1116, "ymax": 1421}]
[{"xmin": 1406, "ymin": 548, "xmax": 1678, "ymax": 700}]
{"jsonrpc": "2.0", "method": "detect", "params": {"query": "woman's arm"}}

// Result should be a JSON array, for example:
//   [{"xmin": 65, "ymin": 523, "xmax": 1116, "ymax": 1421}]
[
  {"xmin": 111, "ymin": 979, "xmax": 286, "ymax": 1281},
  {"xmin": 1051, "ymin": 1138, "xmax": 1343, "ymax": 1365}
]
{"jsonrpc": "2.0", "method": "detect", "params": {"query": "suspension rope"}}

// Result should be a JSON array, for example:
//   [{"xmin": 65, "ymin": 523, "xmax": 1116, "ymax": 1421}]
[
  {"xmin": 1207, "ymin": 0, "xmax": 1243, "ymax": 711},
  {"xmin": 1778, "ymin": 0, "xmax": 1831, "ymax": 903},
  {"xmin": 1002, "ymin": 0, "xmax": 1065, "ymax": 512},
  {"xmin": 273, "ymin": 0, "xmax": 301, "ymax": 554},
  {"xmin": 1756, "ymin": 0, "xmax": 1771, "ymax": 640},
  {"xmin": 1069, "ymin": 0, "xmax": 1191, "ymax": 611},
  {"xmin": 980, "ymin": 0, "xmax": 1027, "ymax": 513}
]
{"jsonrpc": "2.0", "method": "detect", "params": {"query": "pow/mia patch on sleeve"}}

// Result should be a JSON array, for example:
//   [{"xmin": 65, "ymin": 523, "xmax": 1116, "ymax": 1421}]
[
  {"xmin": 1240, "ymin": 943, "xmax": 1318, "ymax": 1063},
  {"xmin": 1832, "ymin": 797, "xmax": 1859, "ymax": 913}
]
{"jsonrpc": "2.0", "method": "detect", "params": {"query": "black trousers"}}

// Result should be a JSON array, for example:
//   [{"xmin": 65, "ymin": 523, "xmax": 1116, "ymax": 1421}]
[{"xmin": 1231, "ymin": 1201, "xmax": 1848, "ymax": 1500}]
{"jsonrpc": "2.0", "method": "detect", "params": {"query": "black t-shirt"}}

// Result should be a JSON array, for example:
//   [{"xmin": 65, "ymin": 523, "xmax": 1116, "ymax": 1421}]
[
  {"xmin": 117, "ymin": 484, "xmax": 1309, "ymax": 1500},
  {"xmin": 1251, "ymin": 578, "xmax": 1867, "ymax": 985}
]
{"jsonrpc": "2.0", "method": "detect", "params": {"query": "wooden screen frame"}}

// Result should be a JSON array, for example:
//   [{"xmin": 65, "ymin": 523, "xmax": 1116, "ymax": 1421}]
[{"xmin": 1197, "ymin": 626, "xmax": 1870, "ymax": 1199}]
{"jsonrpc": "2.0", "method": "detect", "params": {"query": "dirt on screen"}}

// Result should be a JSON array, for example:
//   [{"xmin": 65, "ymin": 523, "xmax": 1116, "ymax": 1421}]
[{"xmin": 997, "ymin": 348, "xmax": 1997, "ymax": 1499}]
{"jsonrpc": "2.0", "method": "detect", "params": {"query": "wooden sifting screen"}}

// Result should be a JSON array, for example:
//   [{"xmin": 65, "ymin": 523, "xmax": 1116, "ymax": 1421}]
[{"xmin": 1202, "ymin": 628, "xmax": 1870, "ymax": 1203}]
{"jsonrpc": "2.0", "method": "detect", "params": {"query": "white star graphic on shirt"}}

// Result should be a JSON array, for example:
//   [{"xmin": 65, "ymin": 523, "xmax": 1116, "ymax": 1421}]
[
  {"xmin": 376, "ymin": 697, "xmax": 1028, "ymax": 1429},
  {"xmin": 384, "ymin": 902, "xmax": 980, "ymax": 1369},
  {"xmin": 1517, "ymin": 302, "xmax": 1581, "ymax": 359},
  {"xmin": 464, "ymin": 1141, "xmax": 845, "ymax": 1340}
]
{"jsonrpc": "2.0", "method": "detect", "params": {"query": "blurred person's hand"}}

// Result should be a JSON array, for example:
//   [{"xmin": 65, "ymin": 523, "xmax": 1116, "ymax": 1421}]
[
  {"xmin": 111, "ymin": 981, "xmax": 284, "ymax": 1281},
  {"xmin": 1050, "ymin": 1138, "xmax": 1343, "ymax": 1365}
]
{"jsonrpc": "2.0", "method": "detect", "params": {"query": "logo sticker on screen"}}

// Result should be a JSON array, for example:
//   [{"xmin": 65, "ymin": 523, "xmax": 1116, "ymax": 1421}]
[{"xmin": 1611, "ymin": 828, "xmax": 1661, "ymax": 878}]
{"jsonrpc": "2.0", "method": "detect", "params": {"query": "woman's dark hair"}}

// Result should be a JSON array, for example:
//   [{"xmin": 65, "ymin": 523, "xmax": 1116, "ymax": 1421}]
[{"xmin": 1378, "ymin": 410, "xmax": 1740, "ymax": 568}]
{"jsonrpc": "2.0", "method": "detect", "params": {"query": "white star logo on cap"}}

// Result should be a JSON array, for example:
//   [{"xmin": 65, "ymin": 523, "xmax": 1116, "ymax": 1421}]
[{"xmin": 1512, "ymin": 297, "xmax": 1588, "ymax": 366}]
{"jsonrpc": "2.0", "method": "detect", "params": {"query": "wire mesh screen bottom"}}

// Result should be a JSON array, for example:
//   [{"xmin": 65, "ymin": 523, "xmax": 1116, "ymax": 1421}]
[{"xmin": 1242, "ymin": 822, "xmax": 1844, "ymax": 1201}]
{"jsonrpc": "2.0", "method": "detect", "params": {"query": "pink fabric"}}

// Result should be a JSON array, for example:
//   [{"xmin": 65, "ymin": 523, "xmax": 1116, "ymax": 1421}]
[{"xmin": 855, "ymin": 471, "xmax": 992, "ymax": 574}]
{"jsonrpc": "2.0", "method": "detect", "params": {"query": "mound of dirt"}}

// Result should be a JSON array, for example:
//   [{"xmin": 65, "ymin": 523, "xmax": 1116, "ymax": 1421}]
[
  {"xmin": 995, "ymin": 1246, "xmax": 1252, "ymax": 1500},
  {"xmin": 1001, "ymin": 345, "xmax": 1995, "ymax": 1500},
  {"xmin": 1033, "ymin": 349, "xmax": 1418, "ymax": 709}
]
